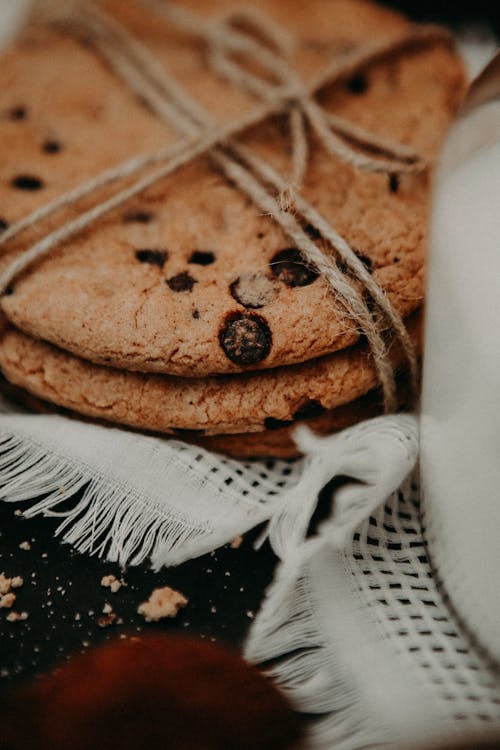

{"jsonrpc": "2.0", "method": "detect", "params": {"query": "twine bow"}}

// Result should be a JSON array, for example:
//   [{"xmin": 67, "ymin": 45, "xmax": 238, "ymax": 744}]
[{"xmin": 0, "ymin": 0, "xmax": 454, "ymax": 410}]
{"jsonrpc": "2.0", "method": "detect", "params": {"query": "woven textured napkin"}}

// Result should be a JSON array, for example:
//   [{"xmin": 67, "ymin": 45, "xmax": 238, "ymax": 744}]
[{"xmin": 1, "ymin": 392, "xmax": 499, "ymax": 749}]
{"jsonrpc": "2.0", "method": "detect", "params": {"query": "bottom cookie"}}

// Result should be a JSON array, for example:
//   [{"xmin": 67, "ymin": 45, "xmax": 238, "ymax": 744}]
[
  {"xmin": 196, "ymin": 390, "xmax": 388, "ymax": 458},
  {"xmin": 0, "ymin": 374, "xmax": 403, "ymax": 459}
]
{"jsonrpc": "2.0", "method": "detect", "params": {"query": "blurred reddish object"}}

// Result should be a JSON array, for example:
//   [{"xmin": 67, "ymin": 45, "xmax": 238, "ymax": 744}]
[{"xmin": 1, "ymin": 634, "xmax": 304, "ymax": 750}]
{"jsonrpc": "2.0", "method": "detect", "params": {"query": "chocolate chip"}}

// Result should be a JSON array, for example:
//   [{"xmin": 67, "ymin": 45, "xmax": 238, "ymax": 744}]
[
  {"xmin": 167, "ymin": 271, "xmax": 197, "ymax": 292},
  {"xmin": 188, "ymin": 250, "xmax": 215, "ymax": 266},
  {"xmin": 270, "ymin": 248, "xmax": 318, "ymax": 288},
  {"xmin": 230, "ymin": 273, "xmax": 278, "ymax": 309},
  {"xmin": 389, "ymin": 174, "xmax": 399, "ymax": 193},
  {"xmin": 135, "ymin": 249, "xmax": 168, "ymax": 268},
  {"xmin": 42, "ymin": 139, "xmax": 62, "ymax": 154},
  {"xmin": 219, "ymin": 312, "xmax": 272, "ymax": 365},
  {"xmin": 264, "ymin": 416, "xmax": 293, "ymax": 431},
  {"xmin": 192, "ymin": 309, "xmax": 200, "ymax": 319},
  {"xmin": 293, "ymin": 399, "xmax": 326, "ymax": 421},
  {"xmin": 304, "ymin": 223, "xmax": 322, "ymax": 241},
  {"xmin": 0, "ymin": 218, "xmax": 9, "ymax": 232},
  {"xmin": 346, "ymin": 73, "xmax": 368, "ymax": 95},
  {"xmin": 8, "ymin": 106, "xmax": 26, "ymax": 121},
  {"xmin": 172, "ymin": 427, "xmax": 206, "ymax": 437},
  {"xmin": 11, "ymin": 175, "xmax": 44, "ymax": 191},
  {"xmin": 257, "ymin": 232, "xmax": 265, "ymax": 239},
  {"xmin": 3, "ymin": 286, "xmax": 13, "ymax": 296},
  {"xmin": 124, "ymin": 210, "xmax": 154, "ymax": 224}
]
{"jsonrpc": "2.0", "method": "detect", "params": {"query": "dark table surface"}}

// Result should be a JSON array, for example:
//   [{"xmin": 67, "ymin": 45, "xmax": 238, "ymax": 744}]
[{"xmin": 0, "ymin": 1, "xmax": 499, "ymax": 695}]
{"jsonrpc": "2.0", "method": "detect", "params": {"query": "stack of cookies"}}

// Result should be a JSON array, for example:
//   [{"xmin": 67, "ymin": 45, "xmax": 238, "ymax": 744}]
[{"xmin": 0, "ymin": 0, "xmax": 465, "ymax": 457}]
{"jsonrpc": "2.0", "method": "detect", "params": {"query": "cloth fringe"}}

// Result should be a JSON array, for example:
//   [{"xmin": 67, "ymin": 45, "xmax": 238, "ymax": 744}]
[{"xmin": 0, "ymin": 414, "xmax": 291, "ymax": 569}]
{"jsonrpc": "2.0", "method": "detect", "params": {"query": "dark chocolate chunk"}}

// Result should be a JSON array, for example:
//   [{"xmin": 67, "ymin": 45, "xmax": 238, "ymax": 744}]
[
  {"xmin": 167, "ymin": 271, "xmax": 197, "ymax": 292},
  {"xmin": 172, "ymin": 427, "xmax": 206, "ymax": 437},
  {"xmin": 229, "ymin": 273, "xmax": 277, "ymax": 309},
  {"xmin": 11, "ymin": 175, "xmax": 44, "ymax": 191},
  {"xmin": 42, "ymin": 139, "xmax": 62, "ymax": 154},
  {"xmin": 389, "ymin": 174, "xmax": 399, "ymax": 193},
  {"xmin": 3, "ymin": 286, "xmax": 13, "ymax": 296},
  {"xmin": 304, "ymin": 223, "xmax": 322, "ymax": 241},
  {"xmin": 8, "ymin": 106, "xmax": 26, "ymax": 121},
  {"xmin": 188, "ymin": 250, "xmax": 215, "ymax": 266},
  {"xmin": 346, "ymin": 73, "xmax": 368, "ymax": 95},
  {"xmin": 0, "ymin": 218, "xmax": 9, "ymax": 232},
  {"xmin": 124, "ymin": 210, "xmax": 154, "ymax": 224},
  {"xmin": 293, "ymin": 399, "xmax": 326, "ymax": 421},
  {"xmin": 270, "ymin": 248, "xmax": 318, "ymax": 288},
  {"xmin": 135, "ymin": 249, "xmax": 168, "ymax": 268},
  {"xmin": 192, "ymin": 309, "xmax": 200, "ymax": 319},
  {"xmin": 219, "ymin": 312, "xmax": 272, "ymax": 365},
  {"xmin": 264, "ymin": 416, "xmax": 293, "ymax": 431}
]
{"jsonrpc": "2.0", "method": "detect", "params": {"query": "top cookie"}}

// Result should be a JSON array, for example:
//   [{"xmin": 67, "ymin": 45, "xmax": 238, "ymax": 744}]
[{"xmin": 0, "ymin": 0, "xmax": 465, "ymax": 375}]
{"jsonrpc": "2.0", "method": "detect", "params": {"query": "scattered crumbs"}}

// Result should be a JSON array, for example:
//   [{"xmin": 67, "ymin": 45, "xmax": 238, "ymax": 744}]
[
  {"xmin": 206, "ymin": 568, "xmax": 213, "ymax": 574},
  {"xmin": 210, "ymin": 550, "xmax": 216, "ymax": 557},
  {"xmin": 230, "ymin": 535, "xmax": 243, "ymax": 549},
  {"xmin": 138, "ymin": 586, "xmax": 188, "ymax": 622},
  {"xmin": 88, "ymin": 610, "xmax": 94, "ymax": 617},
  {"xmin": 246, "ymin": 610, "xmax": 254, "ymax": 619},
  {"xmin": 82, "ymin": 640, "xmax": 90, "ymax": 648},
  {"xmin": 101, "ymin": 574, "xmax": 123, "ymax": 593},
  {"xmin": 116, "ymin": 617, "xmax": 124, "ymax": 625},
  {"xmin": 224, "ymin": 571, "xmax": 231, "ymax": 577},
  {"xmin": 19, "ymin": 541, "xmax": 31, "ymax": 551},
  {"xmin": 14, "ymin": 509, "xmax": 23, "ymax": 517},
  {"xmin": 6, "ymin": 611, "xmax": 28, "ymax": 622},
  {"xmin": 11, "ymin": 576, "xmax": 23, "ymax": 589},
  {"xmin": 102, "ymin": 602, "xmax": 113, "ymax": 614},
  {"xmin": 41, "ymin": 553, "xmax": 48, "ymax": 559},
  {"xmin": 210, "ymin": 605, "xmax": 217, "ymax": 614},
  {"xmin": 239, "ymin": 587, "xmax": 245, "ymax": 593},
  {"xmin": 97, "ymin": 612, "xmax": 117, "ymax": 628},
  {"xmin": 74, "ymin": 612, "xmax": 81, "ymax": 621},
  {"xmin": 0, "ymin": 573, "xmax": 11, "ymax": 594},
  {"xmin": 0, "ymin": 592, "xmax": 16, "ymax": 608}
]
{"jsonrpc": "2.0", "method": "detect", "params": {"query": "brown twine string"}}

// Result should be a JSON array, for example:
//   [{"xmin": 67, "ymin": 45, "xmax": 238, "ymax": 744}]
[{"xmin": 0, "ymin": 1, "xmax": 452, "ymax": 410}]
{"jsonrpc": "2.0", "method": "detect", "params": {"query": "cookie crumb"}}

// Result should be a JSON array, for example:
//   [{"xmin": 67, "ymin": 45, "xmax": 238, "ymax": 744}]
[
  {"xmin": 19, "ymin": 541, "xmax": 31, "ymax": 550},
  {"xmin": 230, "ymin": 535, "xmax": 243, "ymax": 549},
  {"xmin": 97, "ymin": 612, "xmax": 117, "ymax": 628},
  {"xmin": 0, "ymin": 592, "xmax": 16, "ymax": 608},
  {"xmin": 101, "ymin": 574, "xmax": 123, "ymax": 593},
  {"xmin": 6, "ymin": 611, "xmax": 28, "ymax": 622},
  {"xmin": 138, "ymin": 586, "xmax": 188, "ymax": 622},
  {"xmin": 0, "ymin": 573, "xmax": 11, "ymax": 594},
  {"xmin": 102, "ymin": 602, "xmax": 113, "ymax": 614},
  {"xmin": 11, "ymin": 576, "xmax": 23, "ymax": 589}
]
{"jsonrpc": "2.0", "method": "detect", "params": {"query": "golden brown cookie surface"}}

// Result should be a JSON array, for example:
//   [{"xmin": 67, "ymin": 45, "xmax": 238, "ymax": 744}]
[
  {"xmin": 0, "ymin": 315, "xmax": 420, "ymax": 436},
  {"xmin": 0, "ymin": 0, "xmax": 464, "ymax": 375}
]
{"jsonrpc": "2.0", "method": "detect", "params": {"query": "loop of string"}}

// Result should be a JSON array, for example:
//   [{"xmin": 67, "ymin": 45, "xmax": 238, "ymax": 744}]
[{"xmin": 0, "ymin": 1, "xmax": 453, "ymax": 410}]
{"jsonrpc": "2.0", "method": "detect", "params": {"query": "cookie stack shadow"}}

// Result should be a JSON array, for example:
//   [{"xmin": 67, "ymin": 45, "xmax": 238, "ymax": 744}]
[{"xmin": 0, "ymin": 0, "xmax": 466, "ymax": 458}]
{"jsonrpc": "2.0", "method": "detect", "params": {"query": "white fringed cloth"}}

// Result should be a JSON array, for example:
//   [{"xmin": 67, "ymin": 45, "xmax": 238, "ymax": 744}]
[
  {"xmin": 1, "ymin": 394, "xmax": 500, "ymax": 749},
  {"xmin": 0, "ymin": 6, "xmax": 499, "ymax": 749}
]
